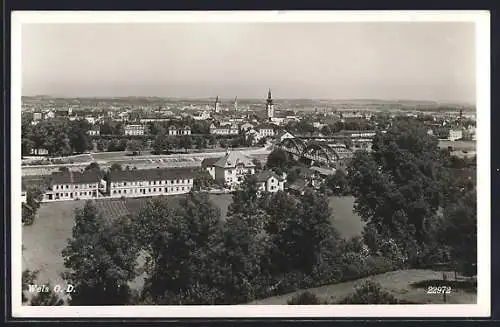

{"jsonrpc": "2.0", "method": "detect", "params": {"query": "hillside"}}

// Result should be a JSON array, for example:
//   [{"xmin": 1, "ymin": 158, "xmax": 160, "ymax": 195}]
[{"xmin": 248, "ymin": 270, "xmax": 476, "ymax": 305}]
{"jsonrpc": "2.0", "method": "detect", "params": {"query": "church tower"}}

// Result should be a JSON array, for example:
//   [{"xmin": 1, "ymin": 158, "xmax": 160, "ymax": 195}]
[
  {"xmin": 266, "ymin": 89, "xmax": 274, "ymax": 120},
  {"xmin": 214, "ymin": 96, "xmax": 220, "ymax": 113},
  {"xmin": 234, "ymin": 96, "xmax": 238, "ymax": 112}
]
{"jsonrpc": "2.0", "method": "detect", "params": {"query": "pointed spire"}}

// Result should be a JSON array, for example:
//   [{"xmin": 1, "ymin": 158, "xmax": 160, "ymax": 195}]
[{"xmin": 268, "ymin": 89, "xmax": 272, "ymax": 99}]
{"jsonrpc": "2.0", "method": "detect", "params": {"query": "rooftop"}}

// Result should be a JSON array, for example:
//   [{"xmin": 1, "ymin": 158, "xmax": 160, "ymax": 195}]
[
  {"xmin": 49, "ymin": 169, "xmax": 102, "ymax": 185},
  {"xmin": 213, "ymin": 151, "xmax": 255, "ymax": 169},
  {"xmin": 108, "ymin": 167, "xmax": 197, "ymax": 182}
]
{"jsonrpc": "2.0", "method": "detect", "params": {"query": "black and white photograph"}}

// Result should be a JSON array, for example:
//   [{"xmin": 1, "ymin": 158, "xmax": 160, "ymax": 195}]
[{"xmin": 11, "ymin": 11, "xmax": 490, "ymax": 318}]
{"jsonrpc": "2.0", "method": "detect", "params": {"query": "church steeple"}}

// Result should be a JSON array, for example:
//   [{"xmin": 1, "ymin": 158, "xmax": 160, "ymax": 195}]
[
  {"xmin": 267, "ymin": 89, "xmax": 273, "ymax": 105},
  {"xmin": 214, "ymin": 96, "xmax": 220, "ymax": 113},
  {"xmin": 266, "ymin": 88, "xmax": 274, "ymax": 120}
]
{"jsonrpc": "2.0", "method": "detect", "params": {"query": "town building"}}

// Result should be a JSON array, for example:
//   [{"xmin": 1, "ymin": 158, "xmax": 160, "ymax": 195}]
[
  {"xmin": 106, "ymin": 167, "xmax": 196, "ymax": 197},
  {"xmin": 33, "ymin": 112, "xmax": 43, "ymax": 121},
  {"xmin": 240, "ymin": 122, "xmax": 254, "ymax": 131},
  {"xmin": 275, "ymin": 130, "xmax": 295, "ymax": 143},
  {"xmin": 44, "ymin": 169, "xmax": 104, "ymax": 201},
  {"xmin": 168, "ymin": 125, "xmax": 192, "ymax": 136},
  {"xmin": 448, "ymin": 129, "xmax": 464, "ymax": 141},
  {"xmin": 255, "ymin": 170, "xmax": 285, "ymax": 194},
  {"xmin": 124, "ymin": 124, "xmax": 146, "ymax": 136},
  {"xmin": 203, "ymin": 151, "xmax": 256, "ymax": 189},
  {"xmin": 88, "ymin": 128, "xmax": 100, "ymax": 136},
  {"xmin": 210, "ymin": 123, "xmax": 239, "ymax": 135},
  {"xmin": 256, "ymin": 124, "xmax": 275, "ymax": 138},
  {"xmin": 193, "ymin": 111, "xmax": 211, "ymax": 121}
]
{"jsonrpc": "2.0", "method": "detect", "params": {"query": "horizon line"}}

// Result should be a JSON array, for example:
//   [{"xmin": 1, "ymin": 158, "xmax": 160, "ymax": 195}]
[{"xmin": 21, "ymin": 95, "xmax": 476, "ymax": 106}]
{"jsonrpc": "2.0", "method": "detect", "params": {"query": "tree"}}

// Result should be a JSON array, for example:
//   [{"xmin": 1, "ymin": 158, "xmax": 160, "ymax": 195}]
[
  {"xmin": 22, "ymin": 187, "xmax": 44, "ymax": 225},
  {"xmin": 109, "ymin": 163, "xmax": 123, "ymax": 172},
  {"xmin": 348, "ymin": 119, "xmax": 444, "ymax": 263},
  {"xmin": 325, "ymin": 169, "xmax": 350, "ymax": 195},
  {"xmin": 22, "ymin": 269, "xmax": 38, "ymax": 303},
  {"xmin": 127, "ymin": 139, "xmax": 144, "ymax": 155},
  {"xmin": 193, "ymin": 169, "xmax": 214, "ymax": 191},
  {"xmin": 228, "ymin": 175, "xmax": 261, "ymax": 216},
  {"xmin": 252, "ymin": 158, "xmax": 263, "ymax": 171},
  {"xmin": 62, "ymin": 202, "xmax": 139, "ymax": 305},
  {"xmin": 266, "ymin": 148, "xmax": 289, "ymax": 173},
  {"xmin": 440, "ymin": 188, "xmax": 477, "ymax": 276},
  {"xmin": 339, "ymin": 280, "xmax": 400, "ymax": 304},
  {"xmin": 135, "ymin": 193, "xmax": 224, "ymax": 304},
  {"xmin": 179, "ymin": 135, "xmax": 192, "ymax": 150},
  {"xmin": 84, "ymin": 162, "xmax": 100, "ymax": 172},
  {"xmin": 22, "ymin": 138, "xmax": 35, "ymax": 157}
]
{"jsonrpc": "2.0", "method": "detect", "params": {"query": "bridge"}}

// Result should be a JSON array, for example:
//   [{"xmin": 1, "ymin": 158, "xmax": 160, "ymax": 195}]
[{"xmin": 275, "ymin": 137, "xmax": 355, "ymax": 168}]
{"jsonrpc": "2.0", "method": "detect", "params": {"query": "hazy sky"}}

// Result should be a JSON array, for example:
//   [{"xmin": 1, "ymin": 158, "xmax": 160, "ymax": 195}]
[{"xmin": 21, "ymin": 22, "xmax": 476, "ymax": 102}]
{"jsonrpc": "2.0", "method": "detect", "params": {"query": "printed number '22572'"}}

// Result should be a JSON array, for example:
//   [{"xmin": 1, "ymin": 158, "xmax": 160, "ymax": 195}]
[{"xmin": 426, "ymin": 286, "xmax": 452, "ymax": 294}]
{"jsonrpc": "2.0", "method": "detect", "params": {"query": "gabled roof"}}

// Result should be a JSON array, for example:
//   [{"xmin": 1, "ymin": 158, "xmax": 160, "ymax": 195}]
[
  {"xmin": 254, "ymin": 170, "xmax": 280, "ymax": 182},
  {"xmin": 213, "ymin": 152, "xmax": 255, "ymax": 168},
  {"xmin": 201, "ymin": 157, "xmax": 221, "ymax": 168},
  {"xmin": 49, "ymin": 169, "xmax": 102, "ymax": 185},
  {"xmin": 108, "ymin": 167, "xmax": 197, "ymax": 182}
]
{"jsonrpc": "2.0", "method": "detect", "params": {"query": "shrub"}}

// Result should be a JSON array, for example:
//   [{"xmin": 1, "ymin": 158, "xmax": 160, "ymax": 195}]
[
  {"xmin": 287, "ymin": 291, "xmax": 324, "ymax": 305},
  {"xmin": 339, "ymin": 280, "xmax": 400, "ymax": 304}
]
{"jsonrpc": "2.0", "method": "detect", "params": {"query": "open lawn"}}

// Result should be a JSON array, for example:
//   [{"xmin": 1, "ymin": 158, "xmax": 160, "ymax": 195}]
[
  {"xmin": 23, "ymin": 200, "xmax": 85, "ymax": 286},
  {"xmin": 328, "ymin": 196, "xmax": 364, "ymax": 238},
  {"xmin": 249, "ymin": 269, "xmax": 477, "ymax": 305}
]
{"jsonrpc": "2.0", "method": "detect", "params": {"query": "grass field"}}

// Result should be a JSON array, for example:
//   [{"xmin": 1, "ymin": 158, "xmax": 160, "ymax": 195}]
[
  {"xmin": 249, "ymin": 269, "xmax": 477, "ymax": 305},
  {"xmin": 22, "ymin": 194, "xmax": 363, "ymax": 290}
]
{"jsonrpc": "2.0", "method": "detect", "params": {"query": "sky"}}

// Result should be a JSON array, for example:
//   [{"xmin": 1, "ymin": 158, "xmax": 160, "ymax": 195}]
[{"xmin": 21, "ymin": 22, "xmax": 476, "ymax": 103}]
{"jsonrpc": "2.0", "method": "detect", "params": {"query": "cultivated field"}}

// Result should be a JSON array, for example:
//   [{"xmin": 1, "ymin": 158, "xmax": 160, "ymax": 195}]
[{"xmin": 249, "ymin": 269, "xmax": 477, "ymax": 305}]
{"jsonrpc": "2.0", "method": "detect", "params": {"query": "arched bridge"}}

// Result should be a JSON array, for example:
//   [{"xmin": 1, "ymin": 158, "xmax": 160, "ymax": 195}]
[{"xmin": 275, "ymin": 138, "xmax": 354, "ymax": 168}]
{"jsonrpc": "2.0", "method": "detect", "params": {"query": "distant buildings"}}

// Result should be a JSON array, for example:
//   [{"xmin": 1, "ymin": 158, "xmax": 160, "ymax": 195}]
[
  {"xmin": 168, "ymin": 125, "xmax": 192, "ymax": 136},
  {"xmin": 88, "ymin": 127, "xmax": 100, "ymax": 136},
  {"xmin": 124, "ymin": 124, "xmax": 146, "ymax": 136},
  {"xmin": 193, "ymin": 111, "xmax": 211, "ymax": 121},
  {"xmin": 210, "ymin": 123, "xmax": 239, "ymax": 135},
  {"xmin": 448, "ymin": 129, "xmax": 463, "ymax": 141},
  {"xmin": 275, "ymin": 130, "xmax": 295, "ymax": 143},
  {"xmin": 256, "ymin": 124, "xmax": 275, "ymax": 138}
]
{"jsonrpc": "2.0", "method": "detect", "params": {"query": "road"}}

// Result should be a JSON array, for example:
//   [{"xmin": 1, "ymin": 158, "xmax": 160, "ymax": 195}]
[{"xmin": 22, "ymin": 147, "xmax": 272, "ymax": 176}]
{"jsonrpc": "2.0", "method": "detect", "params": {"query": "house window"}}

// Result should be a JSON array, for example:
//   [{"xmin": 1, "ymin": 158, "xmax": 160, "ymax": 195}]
[
  {"xmin": 124, "ymin": 182, "xmax": 127, "ymax": 186},
  {"xmin": 149, "ymin": 188, "xmax": 151, "ymax": 193},
  {"xmin": 153, "ymin": 188, "xmax": 156, "ymax": 192},
  {"xmin": 66, "ymin": 185, "xmax": 69, "ymax": 189},
  {"xmin": 165, "ymin": 187, "xmax": 168, "ymax": 192},
  {"xmin": 124, "ymin": 190, "xmax": 127, "ymax": 194},
  {"xmin": 177, "ymin": 180, "xmax": 180, "ymax": 184},
  {"xmin": 75, "ymin": 185, "xmax": 79, "ymax": 189},
  {"xmin": 56, "ymin": 193, "xmax": 59, "ymax": 197},
  {"xmin": 181, "ymin": 187, "xmax": 185, "ymax": 191},
  {"xmin": 176, "ymin": 187, "xmax": 179, "ymax": 191},
  {"xmin": 118, "ymin": 190, "xmax": 121, "ymax": 194}
]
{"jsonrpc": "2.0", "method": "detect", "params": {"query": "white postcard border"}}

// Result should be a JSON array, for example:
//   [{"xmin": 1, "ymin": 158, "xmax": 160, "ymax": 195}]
[{"xmin": 11, "ymin": 10, "xmax": 491, "ymax": 318}]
